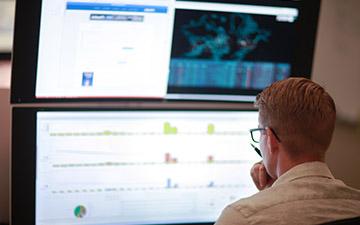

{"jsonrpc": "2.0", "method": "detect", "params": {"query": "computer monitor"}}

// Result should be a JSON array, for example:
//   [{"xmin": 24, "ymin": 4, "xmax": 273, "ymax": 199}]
[
  {"xmin": 11, "ymin": 0, "xmax": 321, "ymax": 103},
  {"xmin": 12, "ymin": 108, "xmax": 260, "ymax": 225}
]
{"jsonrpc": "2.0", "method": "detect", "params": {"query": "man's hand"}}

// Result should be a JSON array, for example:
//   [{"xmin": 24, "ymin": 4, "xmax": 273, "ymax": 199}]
[{"xmin": 250, "ymin": 161, "xmax": 276, "ymax": 190}]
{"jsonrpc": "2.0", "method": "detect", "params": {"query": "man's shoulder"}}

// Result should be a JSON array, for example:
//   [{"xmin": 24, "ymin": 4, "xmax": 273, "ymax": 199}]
[{"xmin": 229, "ymin": 178, "xmax": 360, "ymax": 218}]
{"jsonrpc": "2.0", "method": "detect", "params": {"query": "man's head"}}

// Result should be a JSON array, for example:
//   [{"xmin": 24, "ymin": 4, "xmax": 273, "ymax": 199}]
[{"xmin": 255, "ymin": 78, "xmax": 336, "ymax": 176}]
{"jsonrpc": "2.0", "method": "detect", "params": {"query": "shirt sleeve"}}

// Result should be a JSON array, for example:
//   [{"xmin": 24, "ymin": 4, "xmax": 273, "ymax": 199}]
[{"xmin": 214, "ymin": 205, "xmax": 249, "ymax": 225}]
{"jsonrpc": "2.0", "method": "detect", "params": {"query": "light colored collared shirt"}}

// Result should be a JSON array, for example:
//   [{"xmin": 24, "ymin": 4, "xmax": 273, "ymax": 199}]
[{"xmin": 215, "ymin": 161, "xmax": 360, "ymax": 225}]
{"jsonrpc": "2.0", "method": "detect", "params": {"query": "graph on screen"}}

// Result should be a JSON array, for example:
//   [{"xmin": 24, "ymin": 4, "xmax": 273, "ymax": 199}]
[{"xmin": 36, "ymin": 111, "xmax": 260, "ymax": 225}]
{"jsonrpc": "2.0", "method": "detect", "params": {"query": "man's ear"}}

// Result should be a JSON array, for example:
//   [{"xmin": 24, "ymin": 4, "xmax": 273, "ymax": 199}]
[{"xmin": 266, "ymin": 128, "xmax": 279, "ymax": 155}]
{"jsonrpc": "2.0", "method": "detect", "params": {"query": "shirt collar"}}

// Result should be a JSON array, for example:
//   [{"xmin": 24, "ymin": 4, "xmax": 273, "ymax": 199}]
[{"xmin": 272, "ymin": 161, "xmax": 335, "ymax": 187}]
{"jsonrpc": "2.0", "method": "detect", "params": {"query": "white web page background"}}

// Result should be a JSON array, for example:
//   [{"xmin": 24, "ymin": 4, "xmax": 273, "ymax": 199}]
[
  {"xmin": 36, "ymin": 0, "xmax": 175, "ymax": 98},
  {"xmin": 36, "ymin": 111, "xmax": 260, "ymax": 225}
]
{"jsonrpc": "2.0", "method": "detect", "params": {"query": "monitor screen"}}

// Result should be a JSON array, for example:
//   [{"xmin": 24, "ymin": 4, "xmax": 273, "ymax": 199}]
[
  {"xmin": 12, "ymin": 109, "xmax": 261, "ymax": 225},
  {"xmin": 11, "ymin": 0, "xmax": 321, "ymax": 103}
]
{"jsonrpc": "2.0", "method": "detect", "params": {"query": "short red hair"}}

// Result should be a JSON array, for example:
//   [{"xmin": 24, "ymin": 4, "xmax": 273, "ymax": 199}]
[{"xmin": 255, "ymin": 78, "xmax": 336, "ymax": 157}]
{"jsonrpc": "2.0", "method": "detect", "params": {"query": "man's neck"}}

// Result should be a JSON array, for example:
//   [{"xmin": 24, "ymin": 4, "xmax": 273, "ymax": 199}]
[{"xmin": 276, "ymin": 152, "xmax": 325, "ymax": 178}]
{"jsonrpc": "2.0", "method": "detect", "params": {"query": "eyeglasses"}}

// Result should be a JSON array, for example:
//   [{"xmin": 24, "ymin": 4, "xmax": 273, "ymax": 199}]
[
  {"xmin": 249, "ymin": 127, "xmax": 281, "ymax": 158},
  {"xmin": 249, "ymin": 128, "xmax": 266, "ymax": 143},
  {"xmin": 249, "ymin": 127, "xmax": 281, "ymax": 143}
]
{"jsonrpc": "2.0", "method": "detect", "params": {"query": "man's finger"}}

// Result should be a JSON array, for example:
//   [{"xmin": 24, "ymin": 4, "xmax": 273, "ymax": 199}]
[
  {"xmin": 254, "ymin": 166, "xmax": 261, "ymax": 189},
  {"xmin": 259, "ymin": 165, "xmax": 267, "ymax": 189}
]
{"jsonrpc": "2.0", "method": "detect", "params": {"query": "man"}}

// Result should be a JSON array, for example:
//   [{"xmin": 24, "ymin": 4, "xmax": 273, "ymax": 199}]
[{"xmin": 215, "ymin": 78, "xmax": 360, "ymax": 225}]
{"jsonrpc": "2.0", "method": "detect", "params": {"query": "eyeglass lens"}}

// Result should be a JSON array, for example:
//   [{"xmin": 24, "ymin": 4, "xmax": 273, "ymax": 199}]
[{"xmin": 252, "ymin": 130, "xmax": 261, "ymax": 143}]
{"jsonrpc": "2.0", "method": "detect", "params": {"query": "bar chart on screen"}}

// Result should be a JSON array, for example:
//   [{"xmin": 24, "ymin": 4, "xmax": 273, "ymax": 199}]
[{"xmin": 35, "ymin": 111, "xmax": 260, "ymax": 225}]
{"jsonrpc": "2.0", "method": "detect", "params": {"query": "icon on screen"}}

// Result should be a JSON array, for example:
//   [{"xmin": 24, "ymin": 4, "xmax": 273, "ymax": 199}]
[
  {"xmin": 82, "ymin": 72, "xmax": 94, "ymax": 87},
  {"xmin": 74, "ymin": 205, "xmax": 87, "ymax": 218}
]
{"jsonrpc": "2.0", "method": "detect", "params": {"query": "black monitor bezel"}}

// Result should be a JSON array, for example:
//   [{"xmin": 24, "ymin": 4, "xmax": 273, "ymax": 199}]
[
  {"xmin": 10, "ymin": 0, "xmax": 321, "ymax": 103},
  {"xmin": 12, "ymin": 107, "xmax": 258, "ymax": 225},
  {"xmin": 0, "ymin": 53, "xmax": 11, "ymax": 60}
]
